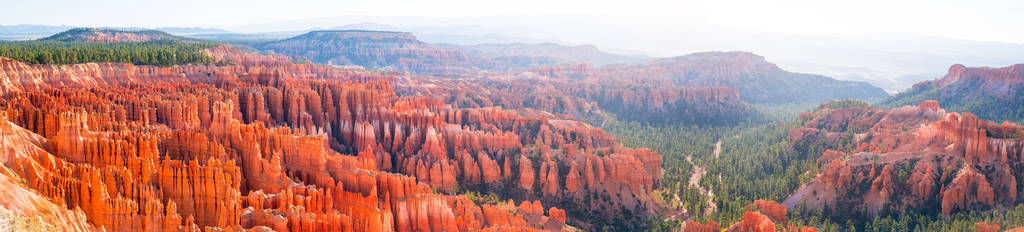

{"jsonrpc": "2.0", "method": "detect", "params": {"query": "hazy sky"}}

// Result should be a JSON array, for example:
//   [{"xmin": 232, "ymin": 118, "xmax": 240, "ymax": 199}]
[{"xmin": 3, "ymin": 0, "xmax": 1023, "ymax": 43}]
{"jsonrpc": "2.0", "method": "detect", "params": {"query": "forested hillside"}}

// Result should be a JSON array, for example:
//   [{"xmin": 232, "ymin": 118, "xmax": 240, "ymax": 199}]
[
  {"xmin": 596, "ymin": 100, "xmax": 1024, "ymax": 231},
  {"xmin": 878, "ymin": 64, "xmax": 1024, "ymax": 123},
  {"xmin": 0, "ymin": 40, "xmax": 219, "ymax": 65}
]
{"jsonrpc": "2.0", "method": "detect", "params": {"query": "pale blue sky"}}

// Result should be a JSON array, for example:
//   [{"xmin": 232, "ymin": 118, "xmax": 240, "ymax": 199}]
[{"xmin": 3, "ymin": 0, "xmax": 1023, "ymax": 43}]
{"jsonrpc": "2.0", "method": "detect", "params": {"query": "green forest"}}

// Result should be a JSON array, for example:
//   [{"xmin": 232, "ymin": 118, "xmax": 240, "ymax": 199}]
[{"xmin": 0, "ymin": 40, "xmax": 220, "ymax": 66}]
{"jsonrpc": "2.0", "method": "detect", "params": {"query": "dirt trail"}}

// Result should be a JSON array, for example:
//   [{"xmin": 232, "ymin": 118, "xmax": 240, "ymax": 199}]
[
  {"xmin": 699, "ymin": 139, "xmax": 721, "ymax": 216},
  {"xmin": 678, "ymin": 138, "xmax": 721, "ymax": 221},
  {"xmin": 664, "ymin": 193, "xmax": 686, "ymax": 222},
  {"xmin": 714, "ymin": 140, "xmax": 722, "ymax": 159},
  {"xmin": 669, "ymin": 138, "xmax": 727, "ymax": 224},
  {"xmin": 687, "ymin": 156, "xmax": 704, "ymax": 187}
]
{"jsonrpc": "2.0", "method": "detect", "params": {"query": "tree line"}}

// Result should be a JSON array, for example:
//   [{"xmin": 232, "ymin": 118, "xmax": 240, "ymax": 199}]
[{"xmin": 0, "ymin": 40, "xmax": 220, "ymax": 66}]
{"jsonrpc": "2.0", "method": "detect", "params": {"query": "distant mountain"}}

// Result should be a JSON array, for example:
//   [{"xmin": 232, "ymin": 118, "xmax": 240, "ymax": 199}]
[
  {"xmin": 325, "ymin": 22, "xmax": 560, "ymax": 45},
  {"xmin": 0, "ymin": 25, "xmax": 234, "ymax": 41},
  {"xmin": 224, "ymin": 16, "xmax": 1024, "ymax": 91},
  {"xmin": 190, "ymin": 22, "xmax": 556, "ymax": 45},
  {"xmin": 40, "ymin": 28, "xmax": 194, "ymax": 42},
  {"xmin": 0, "ymin": 24, "xmax": 74, "ymax": 40},
  {"xmin": 601, "ymin": 51, "xmax": 890, "ymax": 105},
  {"xmin": 251, "ymin": 30, "xmax": 887, "ymax": 117},
  {"xmin": 440, "ymin": 42, "xmax": 650, "ymax": 66},
  {"xmin": 759, "ymin": 32, "xmax": 1024, "ymax": 92},
  {"xmin": 257, "ymin": 30, "xmax": 652, "ymax": 73},
  {"xmin": 258, "ymin": 30, "xmax": 482, "ymax": 73},
  {"xmin": 878, "ymin": 64, "xmax": 1024, "ymax": 123}
]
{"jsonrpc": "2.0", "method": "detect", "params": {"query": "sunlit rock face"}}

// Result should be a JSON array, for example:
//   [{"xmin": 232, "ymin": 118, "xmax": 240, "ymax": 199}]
[
  {"xmin": 0, "ymin": 46, "xmax": 664, "ymax": 231},
  {"xmin": 784, "ymin": 100, "xmax": 1024, "ymax": 216},
  {"xmin": 716, "ymin": 200, "xmax": 818, "ymax": 232}
]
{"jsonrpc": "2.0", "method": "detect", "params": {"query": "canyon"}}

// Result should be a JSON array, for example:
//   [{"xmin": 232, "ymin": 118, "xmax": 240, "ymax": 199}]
[
  {"xmin": 784, "ymin": 100, "xmax": 1024, "ymax": 217},
  {"xmin": 396, "ymin": 63, "xmax": 758, "ymax": 125},
  {"xmin": 2, "ymin": 27, "xmax": 1021, "ymax": 231},
  {"xmin": 0, "ymin": 45, "xmax": 664, "ymax": 231},
  {"xmin": 682, "ymin": 200, "xmax": 818, "ymax": 232}
]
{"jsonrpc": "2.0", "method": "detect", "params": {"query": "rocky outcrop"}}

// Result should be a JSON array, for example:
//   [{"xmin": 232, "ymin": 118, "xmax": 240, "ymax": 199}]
[
  {"xmin": 933, "ymin": 64, "xmax": 1024, "ymax": 89},
  {"xmin": 685, "ymin": 220, "xmax": 721, "ymax": 232},
  {"xmin": 748, "ymin": 200, "xmax": 786, "ymax": 224},
  {"xmin": 976, "ymin": 222, "xmax": 1001, "ymax": 232},
  {"xmin": 735, "ymin": 211, "xmax": 775, "ymax": 232},
  {"xmin": 784, "ymin": 100, "xmax": 1024, "ymax": 217},
  {"xmin": 879, "ymin": 63, "xmax": 1024, "ymax": 123},
  {"xmin": 723, "ymin": 200, "xmax": 817, "ymax": 232},
  {"xmin": 0, "ymin": 114, "xmax": 95, "ymax": 232}
]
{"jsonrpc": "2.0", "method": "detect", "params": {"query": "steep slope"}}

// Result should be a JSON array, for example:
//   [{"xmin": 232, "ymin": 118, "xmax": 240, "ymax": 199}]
[
  {"xmin": 0, "ymin": 46, "xmax": 661, "ymax": 231},
  {"xmin": 39, "ymin": 28, "xmax": 193, "ymax": 43},
  {"xmin": 0, "ymin": 114, "xmax": 94, "ymax": 232},
  {"xmin": 879, "ymin": 64, "xmax": 1024, "ymax": 123},
  {"xmin": 783, "ymin": 100, "xmax": 1024, "ymax": 218},
  {"xmin": 680, "ymin": 200, "xmax": 819, "ymax": 232},
  {"xmin": 611, "ymin": 52, "xmax": 890, "ymax": 104},
  {"xmin": 259, "ymin": 30, "xmax": 482, "ymax": 73}
]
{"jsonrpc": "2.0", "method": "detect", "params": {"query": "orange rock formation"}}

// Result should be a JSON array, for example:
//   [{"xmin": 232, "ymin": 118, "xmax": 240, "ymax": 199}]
[
  {"xmin": 721, "ymin": 200, "xmax": 816, "ymax": 232},
  {"xmin": 0, "ymin": 46, "xmax": 659, "ymax": 231},
  {"xmin": 783, "ymin": 100, "xmax": 1024, "ymax": 216}
]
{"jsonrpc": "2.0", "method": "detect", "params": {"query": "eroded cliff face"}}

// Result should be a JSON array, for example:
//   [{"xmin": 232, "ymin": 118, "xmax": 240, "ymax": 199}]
[
  {"xmin": 879, "ymin": 63, "xmax": 1024, "ymax": 123},
  {"xmin": 398, "ymin": 63, "xmax": 758, "ymax": 125},
  {"xmin": 783, "ymin": 100, "xmax": 1024, "ymax": 216},
  {"xmin": 395, "ymin": 52, "xmax": 884, "ymax": 125},
  {"xmin": 0, "ymin": 46, "xmax": 664, "ymax": 231},
  {"xmin": 932, "ymin": 64, "xmax": 1024, "ymax": 91},
  {"xmin": 0, "ymin": 113, "xmax": 94, "ymax": 231},
  {"xmin": 692, "ymin": 200, "xmax": 818, "ymax": 232}
]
